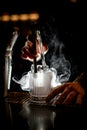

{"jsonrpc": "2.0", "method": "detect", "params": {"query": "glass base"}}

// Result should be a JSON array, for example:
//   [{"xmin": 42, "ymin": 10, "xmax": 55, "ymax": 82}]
[{"xmin": 30, "ymin": 95, "xmax": 47, "ymax": 105}]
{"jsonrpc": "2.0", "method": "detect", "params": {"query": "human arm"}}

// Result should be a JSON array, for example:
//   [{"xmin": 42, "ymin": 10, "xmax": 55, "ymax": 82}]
[{"xmin": 46, "ymin": 72, "xmax": 87, "ymax": 106}]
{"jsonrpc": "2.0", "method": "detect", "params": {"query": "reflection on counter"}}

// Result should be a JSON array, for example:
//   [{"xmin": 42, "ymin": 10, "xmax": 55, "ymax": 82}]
[{"xmin": 0, "ymin": 99, "xmax": 87, "ymax": 130}]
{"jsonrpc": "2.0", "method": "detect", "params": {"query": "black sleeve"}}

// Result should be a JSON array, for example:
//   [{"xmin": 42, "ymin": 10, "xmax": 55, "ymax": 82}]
[
  {"xmin": 74, "ymin": 72, "xmax": 87, "ymax": 106},
  {"xmin": 74, "ymin": 72, "xmax": 87, "ymax": 90}
]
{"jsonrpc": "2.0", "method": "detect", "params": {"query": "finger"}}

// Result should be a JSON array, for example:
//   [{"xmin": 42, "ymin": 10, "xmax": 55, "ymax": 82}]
[
  {"xmin": 62, "ymin": 91, "xmax": 77, "ymax": 105},
  {"xmin": 76, "ymin": 94, "xmax": 83, "ymax": 105},
  {"xmin": 55, "ymin": 85, "xmax": 72, "ymax": 105},
  {"xmin": 49, "ymin": 95, "xmax": 60, "ymax": 106},
  {"xmin": 46, "ymin": 83, "xmax": 68, "ymax": 102}
]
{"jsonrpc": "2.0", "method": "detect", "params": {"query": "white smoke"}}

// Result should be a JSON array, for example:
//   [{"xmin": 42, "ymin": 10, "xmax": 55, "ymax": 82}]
[
  {"xmin": 49, "ymin": 35, "xmax": 71, "ymax": 83},
  {"xmin": 12, "ymin": 32, "xmax": 71, "ymax": 91}
]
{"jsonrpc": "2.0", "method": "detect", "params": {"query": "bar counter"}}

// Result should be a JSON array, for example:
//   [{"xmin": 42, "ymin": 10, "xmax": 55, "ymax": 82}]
[{"xmin": 0, "ymin": 91, "xmax": 87, "ymax": 130}]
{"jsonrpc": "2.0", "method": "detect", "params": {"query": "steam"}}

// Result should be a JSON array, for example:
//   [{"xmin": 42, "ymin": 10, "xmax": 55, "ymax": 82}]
[
  {"xmin": 49, "ymin": 35, "xmax": 71, "ymax": 83},
  {"xmin": 12, "ymin": 31, "xmax": 71, "ymax": 91}
]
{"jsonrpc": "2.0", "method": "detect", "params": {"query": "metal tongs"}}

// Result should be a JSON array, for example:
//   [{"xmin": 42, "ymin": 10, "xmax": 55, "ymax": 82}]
[{"xmin": 4, "ymin": 28, "xmax": 19, "ymax": 97}]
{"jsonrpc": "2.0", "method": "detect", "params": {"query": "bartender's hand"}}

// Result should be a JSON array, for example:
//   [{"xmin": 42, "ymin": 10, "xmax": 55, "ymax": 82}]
[{"xmin": 46, "ymin": 82, "xmax": 85, "ymax": 106}]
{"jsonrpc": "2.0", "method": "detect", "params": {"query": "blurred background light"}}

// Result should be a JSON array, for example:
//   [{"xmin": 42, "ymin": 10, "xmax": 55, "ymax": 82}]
[
  {"xmin": 1, "ymin": 14, "xmax": 10, "ymax": 22},
  {"xmin": 28, "ymin": 12, "xmax": 39, "ymax": 21},
  {"xmin": 10, "ymin": 14, "xmax": 19, "ymax": 21},
  {"xmin": 70, "ymin": 0, "xmax": 78, "ymax": 3},
  {"xmin": 0, "ymin": 12, "xmax": 39, "ymax": 22}
]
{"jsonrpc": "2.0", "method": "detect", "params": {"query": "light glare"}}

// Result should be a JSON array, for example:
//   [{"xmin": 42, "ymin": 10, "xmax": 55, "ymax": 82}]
[
  {"xmin": 2, "ymin": 14, "xmax": 10, "ymax": 22},
  {"xmin": 10, "ymin": 14, "xmax": 19, "ymax": 21},
  {"xmin": 0, "ymin": 12, "xmax": 39, "ymax": 22}
]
